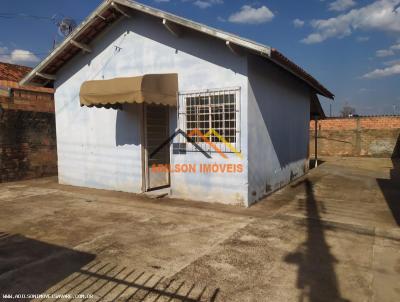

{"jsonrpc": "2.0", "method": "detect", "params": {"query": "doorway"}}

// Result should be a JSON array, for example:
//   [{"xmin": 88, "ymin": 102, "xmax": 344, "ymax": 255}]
[{"xmin": 144, "ymin": 104, "xmax": 171, "ymax": 191}]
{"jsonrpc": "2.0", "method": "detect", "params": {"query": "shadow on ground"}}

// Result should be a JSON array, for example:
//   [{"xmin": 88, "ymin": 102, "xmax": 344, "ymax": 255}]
[
  {"xmin": 377, "ymin": 134, "xmax": 400, "ymax": 226},
  {"xmin": 0, "ymin": 233, "xmax": 219, "ymax": 302},
  {"xmin": 38, "ymin": 263, "xmax": 220, "ymax": 302},
  {"xmin": 377, "ymin": 158, "xmax": 400, "ymax": 226},
  {"xmin": 0, "ymin": 232, "xmax": 95, "ymax": 298},
  {"xmin": 284, "ymin": 179, "xmax": 349, "ymax": 302}
]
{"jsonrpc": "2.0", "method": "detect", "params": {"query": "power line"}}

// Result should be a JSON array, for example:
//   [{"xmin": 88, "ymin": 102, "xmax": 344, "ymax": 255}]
[
  {"xmin": 0, "ymin": 13, "xmax": 82, "ymax": 22},
  {"xmin": 0, "ymin": 12, "xmax": 81, "ymax": 55},
  {"xmin": 0, "ymin": 52, "xmax": 49, "ymax": 57},
  {"xmin": 0, "ymin": 13, "xmax": 53, "ymax": 20}
]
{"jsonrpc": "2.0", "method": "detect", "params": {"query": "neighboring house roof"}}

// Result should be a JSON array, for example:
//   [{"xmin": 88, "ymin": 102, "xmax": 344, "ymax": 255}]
[
  {"xmin": 0, "ymin": 61, "xmax": 54, "ymax": 93},
  {"xmin": 0, "ymin": 61, "xmax": 32, "ymax": 82},
  {"xmin": 0, "ymin": 61, "xmax": 54, "ymax": 113},
  {"xmin": 19, "ymin": 0, "xmax": 334, "ymax": 100}
]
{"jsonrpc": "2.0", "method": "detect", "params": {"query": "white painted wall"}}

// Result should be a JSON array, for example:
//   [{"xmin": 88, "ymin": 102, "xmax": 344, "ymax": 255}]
[
  {"xmin": 247, "ymin": 55, "xmax": 310, "ymax": 205},
  {"xmin": 54, "ymin": 13, "xmax": 249, "ymax": 203}
]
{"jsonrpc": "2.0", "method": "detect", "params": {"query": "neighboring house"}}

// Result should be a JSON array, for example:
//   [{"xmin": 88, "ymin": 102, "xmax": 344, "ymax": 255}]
[
  {"xmin": 0, "ymin": 62, "xmax": 54, "ymax": 112},
  {"xmin": 20, "ymin": 0, "xmax": 333, "ymax": 207},
  {"xmin": 0, "ymin": 62, "xmax": 57, "ymax": 182}
]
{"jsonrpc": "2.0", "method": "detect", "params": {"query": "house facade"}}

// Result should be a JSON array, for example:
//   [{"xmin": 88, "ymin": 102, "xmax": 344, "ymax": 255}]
[{"xmin": 21, "ymin": 0, "xmax": 333, "ymax": 207}]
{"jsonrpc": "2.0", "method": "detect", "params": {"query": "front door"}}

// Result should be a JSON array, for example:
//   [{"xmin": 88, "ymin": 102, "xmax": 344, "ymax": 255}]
[{"xmin": 144, "ymin": 104, "xmax": 170, "ymax": 191}]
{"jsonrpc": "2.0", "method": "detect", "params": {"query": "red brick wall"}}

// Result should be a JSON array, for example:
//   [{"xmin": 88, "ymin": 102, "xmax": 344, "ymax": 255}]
[
  {"xmin": 0, "ymin": 89, "xmax": 54, "ymax": 113},
  {"xmin": 0, "ymin": 110, "xmax": 57, "ymax": 183},
  {"xmin": 310, "ymin": 116, "xmax": 400, "ymax": 158}
]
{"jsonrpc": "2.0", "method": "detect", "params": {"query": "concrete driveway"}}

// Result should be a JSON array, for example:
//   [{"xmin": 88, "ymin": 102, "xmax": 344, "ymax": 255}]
[{"xmin": 0, "ymin": 157, "xmax": 399, "ymax": 301}]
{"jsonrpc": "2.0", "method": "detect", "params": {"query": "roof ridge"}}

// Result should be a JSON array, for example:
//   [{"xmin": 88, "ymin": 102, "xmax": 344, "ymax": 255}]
[
  {"xmin": 19, "ymin": 0, "xmax": 334, "ymax": 99},
  {"xmin": 0, "ymin": 61, "xmax": 33, "ymax": 82},
  {"xmin": 0, "ymin": 61, "xmax": 32, "ymax": 70}
]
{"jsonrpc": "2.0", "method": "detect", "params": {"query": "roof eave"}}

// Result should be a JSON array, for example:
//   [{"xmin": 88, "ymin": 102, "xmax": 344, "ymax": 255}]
[
  {"xmin": 20, "ymin": 0, "xmax": 113, "ymax": 86},
  {"xmin": 270, "ymin": 49, "xmax": 334, "ymax": 100},
  {"xmin": 20, "ymin": 0, "xmax": 272, "ymax": 87},
  {"xmin": 20, "ymin": 0, "xmax": 333, "ymax": 100},
  {"xmin": 272, "ymin": 57, "xmax": 335, "ymax": 99},
  {"xmin": 114, "ymin": 0, "xmax": 272, "ymax": 56}
]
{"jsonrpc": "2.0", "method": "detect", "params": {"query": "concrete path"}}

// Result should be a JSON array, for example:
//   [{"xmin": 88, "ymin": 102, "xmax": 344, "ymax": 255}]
[{"xmin": 0, "ymin": 157, "xmax": 399, "ymax": 301}]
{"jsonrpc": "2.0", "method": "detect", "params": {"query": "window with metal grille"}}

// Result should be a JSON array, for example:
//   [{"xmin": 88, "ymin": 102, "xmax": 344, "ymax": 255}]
[{"xmin": 178, "ymin": 88, "xmax": 241, "ymax": 153}]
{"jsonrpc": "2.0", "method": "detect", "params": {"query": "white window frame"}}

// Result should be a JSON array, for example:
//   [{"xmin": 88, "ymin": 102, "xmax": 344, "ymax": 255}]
[{"xmin": 178, "ymin": 87, "xmax": 241, "ymax": 153}]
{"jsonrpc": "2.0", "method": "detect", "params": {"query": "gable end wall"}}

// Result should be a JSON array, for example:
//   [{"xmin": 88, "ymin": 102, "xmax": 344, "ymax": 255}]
[{"xmin": 247, "ymin": 54, "xmax": 310, "ymax": 205}]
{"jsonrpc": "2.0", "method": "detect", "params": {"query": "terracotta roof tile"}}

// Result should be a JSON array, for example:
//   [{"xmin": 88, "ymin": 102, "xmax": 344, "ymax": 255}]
[
  {"xmin": 0, "ymin": 61, "xmax": 32, "ymax": 82},
  {"xmin": 0, "ymin": 62, "xmax": 54, "ymax": 93}
]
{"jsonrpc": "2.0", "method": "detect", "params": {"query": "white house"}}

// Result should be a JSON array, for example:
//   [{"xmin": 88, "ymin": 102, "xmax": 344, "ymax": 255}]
[{"xmin": 21, "ymin": 0, "xmax": 334, "ymax": 207}]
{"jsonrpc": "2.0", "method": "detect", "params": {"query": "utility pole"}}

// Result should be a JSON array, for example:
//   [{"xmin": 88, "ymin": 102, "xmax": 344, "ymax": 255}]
[{"xmin": 314, "ymin": 114, "xmax": 318, "ymax": 168}]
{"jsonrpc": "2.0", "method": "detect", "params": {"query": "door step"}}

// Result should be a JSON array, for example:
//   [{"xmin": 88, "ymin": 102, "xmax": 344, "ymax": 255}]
[{"xmin": 144, "ymin": 187, "xmax": 171, "ymax": 199}]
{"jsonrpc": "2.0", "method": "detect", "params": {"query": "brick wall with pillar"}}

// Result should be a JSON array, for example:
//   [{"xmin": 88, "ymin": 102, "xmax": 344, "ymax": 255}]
[
  {"xmin": 0, "ymin": 110, "xmax": 57, "ymax": 182},
  {"xmin": 309, "ymin": 116, "xmax": 400, "ymax": 158},
  {"xmin": 0, "ymin": 61, "xmax": 57, "ymax": 183}
]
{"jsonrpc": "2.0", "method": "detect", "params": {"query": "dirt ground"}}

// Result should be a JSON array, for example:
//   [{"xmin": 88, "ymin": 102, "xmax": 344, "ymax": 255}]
[{"xmin": 0, "ymin": 157, "xmax": 399, "ymax": 302}]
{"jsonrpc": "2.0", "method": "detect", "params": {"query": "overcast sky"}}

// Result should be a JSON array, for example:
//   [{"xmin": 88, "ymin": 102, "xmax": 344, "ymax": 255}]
[{"xmin": 1, "ymin": 0, "xmax": 399, "ymax": 116}]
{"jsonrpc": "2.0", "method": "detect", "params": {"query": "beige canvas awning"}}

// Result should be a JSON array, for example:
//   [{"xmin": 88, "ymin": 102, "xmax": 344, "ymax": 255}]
[{"xmin": 79, "ymin": 73, "xmax": 178, "ymax": 107}]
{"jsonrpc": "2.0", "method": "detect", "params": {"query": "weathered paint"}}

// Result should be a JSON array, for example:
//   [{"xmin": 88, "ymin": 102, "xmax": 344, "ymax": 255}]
[
  {"xmin": 247, "ymin": 55, "xmax": 310, "ymax": 205},
  {"xmin": 54, "ymin": 13, "xmax": 249, "ymax": 203}
]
